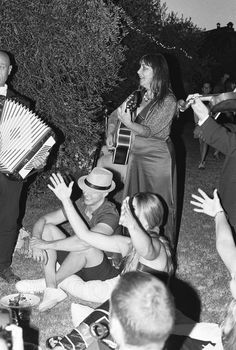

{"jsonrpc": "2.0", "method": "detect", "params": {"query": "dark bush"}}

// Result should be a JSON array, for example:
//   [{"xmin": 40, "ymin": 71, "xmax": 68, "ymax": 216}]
[{"xmin": 0, "ymin": 0, "xmax": 125, "ymax": 180}]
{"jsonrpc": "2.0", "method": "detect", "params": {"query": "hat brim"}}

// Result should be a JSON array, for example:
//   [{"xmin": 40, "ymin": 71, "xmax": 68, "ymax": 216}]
[{"xmin": 77, "ymin": 175, "xmax": 116, "ymax": 193}]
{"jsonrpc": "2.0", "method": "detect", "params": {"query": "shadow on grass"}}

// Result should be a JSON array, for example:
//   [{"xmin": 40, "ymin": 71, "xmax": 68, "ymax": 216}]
[{"xmin": 170, "ymin": 275, "xmax": 201, "ymax": 322}]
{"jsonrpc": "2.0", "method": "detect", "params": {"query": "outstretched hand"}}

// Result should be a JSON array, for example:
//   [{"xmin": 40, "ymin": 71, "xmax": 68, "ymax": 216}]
[
  {"xmin": 190, "ymin": 188, "xmax": 223, "ymax": 217},
  {"xmin": 48, "ymin": 173, "xmax": 74, "ymax": 202}
]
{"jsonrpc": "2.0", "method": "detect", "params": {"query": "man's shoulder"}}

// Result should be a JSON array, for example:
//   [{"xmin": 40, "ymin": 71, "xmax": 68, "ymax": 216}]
[
  {"xmin": 99, "ymin": 199, "xmax": 119, "ymax": 215},
  {"xmin": 95, "ymin": 200, "xmax": 119, "ymax": 230}
]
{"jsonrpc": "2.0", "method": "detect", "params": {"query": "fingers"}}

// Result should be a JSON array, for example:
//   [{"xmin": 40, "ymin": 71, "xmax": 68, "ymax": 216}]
[
  {"xmin": 197, "ymin": 188, "xmax": 209, "ymax": 199},
  {"xmin": 49, "ymin": 172, "xmax": 64, "ymax": 186},
  {"xmin": 190, "ymin": 200, "xmax": 204, "ymax": 208},
  {"xmin": 192, "ymin": 208, "xmax": 204, "ymax": 213},
  {"xmin": 47, "ymin": 184, "xmax": 55, "ymax": 192},
  {"xmin": 191, "ymin": 194, "xmax": 203, "ymax": 202},
  {"xmin": 191, "ymin": 188, "xmax": 211, "ymax": 203},
  {"xmin": 43, "ymin": 250, "xmax": 48, "ymax": 265},
  {"xmin": 186, "ymin": 94, "xmax": 200, "ymax": 102},
  {"xmin": 68, "ymin": 181, "xmax": 74, "ymax": 190},
  {"xmin": 213, "ymin": 188, "xmax": 220, "ymax": 200}
]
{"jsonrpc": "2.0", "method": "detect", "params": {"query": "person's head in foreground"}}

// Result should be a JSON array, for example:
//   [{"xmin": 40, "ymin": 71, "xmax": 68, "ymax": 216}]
[{"xmin": 110, "ymin": 271, "xmax": 175, "ymax": 350}]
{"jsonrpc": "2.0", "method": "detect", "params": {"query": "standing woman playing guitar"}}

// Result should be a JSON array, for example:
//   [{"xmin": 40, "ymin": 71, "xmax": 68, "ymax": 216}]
[{"xmin": 106, "ymin": 53, "xmax": 178, "ymax": 250}]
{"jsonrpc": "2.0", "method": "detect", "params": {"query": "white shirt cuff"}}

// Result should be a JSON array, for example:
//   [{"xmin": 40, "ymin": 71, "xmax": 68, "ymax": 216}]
[{"xmin": 198, "ymin": 115, "xmax": 209, "ymax": 126}]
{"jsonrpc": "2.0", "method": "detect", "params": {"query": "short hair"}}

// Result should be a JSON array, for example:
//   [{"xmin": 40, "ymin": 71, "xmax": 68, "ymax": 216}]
[
  {"xmin": 139, "ymin": 53, "xmax": 171, "ymax": 103},
  {"xmin": 110, "ymin": 271, "xmax": 175, "ymax": 347}
]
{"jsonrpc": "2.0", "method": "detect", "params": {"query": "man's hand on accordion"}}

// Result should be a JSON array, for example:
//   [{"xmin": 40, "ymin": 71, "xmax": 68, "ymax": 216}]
[
  {"xmin": 48, "ymin": 173, "xmax": 74, "ymax": 202},
  {"xmin": 31, "ymin": 151, "xmax": 50, "ymax": 170}
]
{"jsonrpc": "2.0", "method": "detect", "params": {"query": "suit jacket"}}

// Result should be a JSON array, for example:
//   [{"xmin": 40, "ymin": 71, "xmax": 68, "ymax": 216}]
[
  {"xmin": 6, "ymin": 88, "xmax": 31, "ymax": 109},
  {"xmin": 196, "ymin": 117, "xmax": 236, "ymax": 229},
  {"xmin": 0, "ymin": 88, "xmax": 32, "ymax": 181}
]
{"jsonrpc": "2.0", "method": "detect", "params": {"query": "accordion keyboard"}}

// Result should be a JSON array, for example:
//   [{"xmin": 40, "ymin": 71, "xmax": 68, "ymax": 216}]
[{"xmin": 18, "ymin": 136, "xmax": 56, "ymax": 178}]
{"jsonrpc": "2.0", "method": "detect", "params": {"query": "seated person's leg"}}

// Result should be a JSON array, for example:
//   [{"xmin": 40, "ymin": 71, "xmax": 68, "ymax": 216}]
[
  {"xmin": 56, "ymin": 251, "xmax": 87, "ymax": 283},
  {"xmin": 56, "ymin": 248, "xmax": 118, "ymax": 283},
  {"xmin": 42, "ymin": 224, "xmax": 67, "ymax": 288},
  {"xmin": 59, "ymin": 274, "xmax": 120, "ymax": 303}
]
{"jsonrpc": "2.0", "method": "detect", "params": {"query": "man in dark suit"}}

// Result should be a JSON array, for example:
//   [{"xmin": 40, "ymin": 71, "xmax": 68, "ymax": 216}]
[
  {"xmin": 0, "ymin": 50, "xmax": 32, "ymax": 283},
  {"xmin": 190, "ymin": 95, "xmax": 236, "ymax": 236}
]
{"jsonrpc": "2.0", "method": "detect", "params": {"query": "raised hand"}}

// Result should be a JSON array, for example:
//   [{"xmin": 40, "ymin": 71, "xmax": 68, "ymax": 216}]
[
  {"xmin": 119, "ymin": 196, "xmax": 137, "ymax": 229},
  {"xmin": 190, "ymin": 188, "xmax": 223, "ymax": 217},
  {"xmin": 48, "ymin": 173, "xmax": 74, "ymax": 202}
]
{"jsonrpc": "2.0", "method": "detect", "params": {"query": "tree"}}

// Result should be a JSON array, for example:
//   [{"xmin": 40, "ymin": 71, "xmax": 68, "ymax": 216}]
[{"xmin": 0, "ymin": 0, "xmax": 125, "ymax": 176}]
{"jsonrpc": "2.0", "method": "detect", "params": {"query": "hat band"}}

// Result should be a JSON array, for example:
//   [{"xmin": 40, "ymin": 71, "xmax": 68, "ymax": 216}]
[{"xmin": 84, "ymin": 178, "xmax": 111, "ymax": 191}]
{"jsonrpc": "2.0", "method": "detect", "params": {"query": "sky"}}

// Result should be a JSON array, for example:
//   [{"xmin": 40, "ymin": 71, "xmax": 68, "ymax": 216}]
[{"xmin": 162, "ymin": 0, "xmax": 236, "ymax": 30}]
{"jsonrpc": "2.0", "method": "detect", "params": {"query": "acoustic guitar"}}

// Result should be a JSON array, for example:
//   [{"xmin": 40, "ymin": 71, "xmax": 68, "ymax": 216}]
[{"xmin": 112, "ymin": 90, "xmax": 141, "ymax": 165}]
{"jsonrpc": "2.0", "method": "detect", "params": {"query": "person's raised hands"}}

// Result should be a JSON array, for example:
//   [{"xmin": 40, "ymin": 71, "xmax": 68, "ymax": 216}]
[
  {"xmin": 119, "ymin": 197, "xmax": 137, "ymax": 229},
  {"xmin": 48, "ymin": 173, "xmax": 74, "ymax": 202},
  {"xmin": 190, "ymin": 188, "xmax": 223, "ymax": 217}
]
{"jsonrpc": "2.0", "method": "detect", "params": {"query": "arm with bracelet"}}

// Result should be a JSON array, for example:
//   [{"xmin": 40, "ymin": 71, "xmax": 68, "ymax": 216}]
[{"xmin": 190, "ymin": 188, "xmax": 236, "ymax": 276}]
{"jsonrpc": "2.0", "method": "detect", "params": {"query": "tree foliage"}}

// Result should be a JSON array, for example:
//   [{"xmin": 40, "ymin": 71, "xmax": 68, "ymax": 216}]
[
  {"xmin": 0, "ymin": 0, "xmax": 221, "ymax": 193},
  {"xmin": 111, "ymin": 0, "xmax": 213, "ymax": 97},
  {"xmin": 0, "ymin": 0, "xmax": 125, "ymax": 174}
]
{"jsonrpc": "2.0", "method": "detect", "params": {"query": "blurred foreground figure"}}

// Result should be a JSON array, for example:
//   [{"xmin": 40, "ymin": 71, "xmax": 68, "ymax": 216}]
[{"xmin": 109, "ymin": 271, "xmax": 175, "ymax": 350}]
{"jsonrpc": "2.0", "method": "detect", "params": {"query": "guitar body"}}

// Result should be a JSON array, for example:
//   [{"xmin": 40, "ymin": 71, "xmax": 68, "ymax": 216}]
[
  {"xmin": 112, "ymin": 122, "xmax": 132, "ymax": 165},
  {"xmin": 112, "ymin": 89, "xmax": 142, "ymax": 165}
]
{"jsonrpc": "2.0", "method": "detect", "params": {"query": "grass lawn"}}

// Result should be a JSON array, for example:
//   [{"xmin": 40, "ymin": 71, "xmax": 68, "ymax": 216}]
[{"xmin": 0, "ymin": 119, "xmax": 232, "ymax": 349}]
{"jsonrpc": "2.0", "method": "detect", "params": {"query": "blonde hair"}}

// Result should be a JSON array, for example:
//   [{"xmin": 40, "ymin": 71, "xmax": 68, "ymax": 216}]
[
  {"xmin": 123, "ymin": 193, "xmax": 174, "ymax": 275},
  {"xmin": 110, "ymin": 271, "xmax": 175, "ymax": 347}
]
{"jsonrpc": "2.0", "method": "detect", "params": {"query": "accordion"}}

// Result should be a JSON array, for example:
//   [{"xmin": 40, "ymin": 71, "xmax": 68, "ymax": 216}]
[{"xmin": 0, "ymin": 98, "xmax": 56, "ymax": 180}]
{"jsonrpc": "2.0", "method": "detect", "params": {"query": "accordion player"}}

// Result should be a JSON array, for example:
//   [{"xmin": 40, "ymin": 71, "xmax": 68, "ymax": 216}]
[{"xmin": 0, "ymin": 98, "xmax": 56, "ymax": 180}]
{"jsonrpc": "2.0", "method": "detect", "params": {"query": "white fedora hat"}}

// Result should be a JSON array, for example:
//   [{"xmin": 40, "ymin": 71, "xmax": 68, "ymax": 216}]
[{"xmin": 78, "ymin": 167, "xmax": 116, "ymax": 193}]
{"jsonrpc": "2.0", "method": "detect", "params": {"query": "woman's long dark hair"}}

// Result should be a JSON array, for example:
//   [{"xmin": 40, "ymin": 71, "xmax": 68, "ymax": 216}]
[{"xmin": 140, "ymin": 53, "xmax": 171, "ymax": 103}]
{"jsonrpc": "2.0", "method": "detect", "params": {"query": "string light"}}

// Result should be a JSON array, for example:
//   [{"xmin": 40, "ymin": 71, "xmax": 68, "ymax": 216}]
[{"xmin": 118, "ymin": 6, "xmax": 193, "ymax": 60}]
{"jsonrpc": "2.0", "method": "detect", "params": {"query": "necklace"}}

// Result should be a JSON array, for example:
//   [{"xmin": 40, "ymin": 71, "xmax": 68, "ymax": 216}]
[{"xmin": 143, "ymin": 91, "xmax": 153, "ymax": 102}]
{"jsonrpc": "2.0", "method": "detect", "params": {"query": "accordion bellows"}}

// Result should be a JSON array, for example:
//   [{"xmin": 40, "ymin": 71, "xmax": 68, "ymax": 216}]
[{"xmin": 0, "ymin": 99, "xmax": 55, "ymax": 179}]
